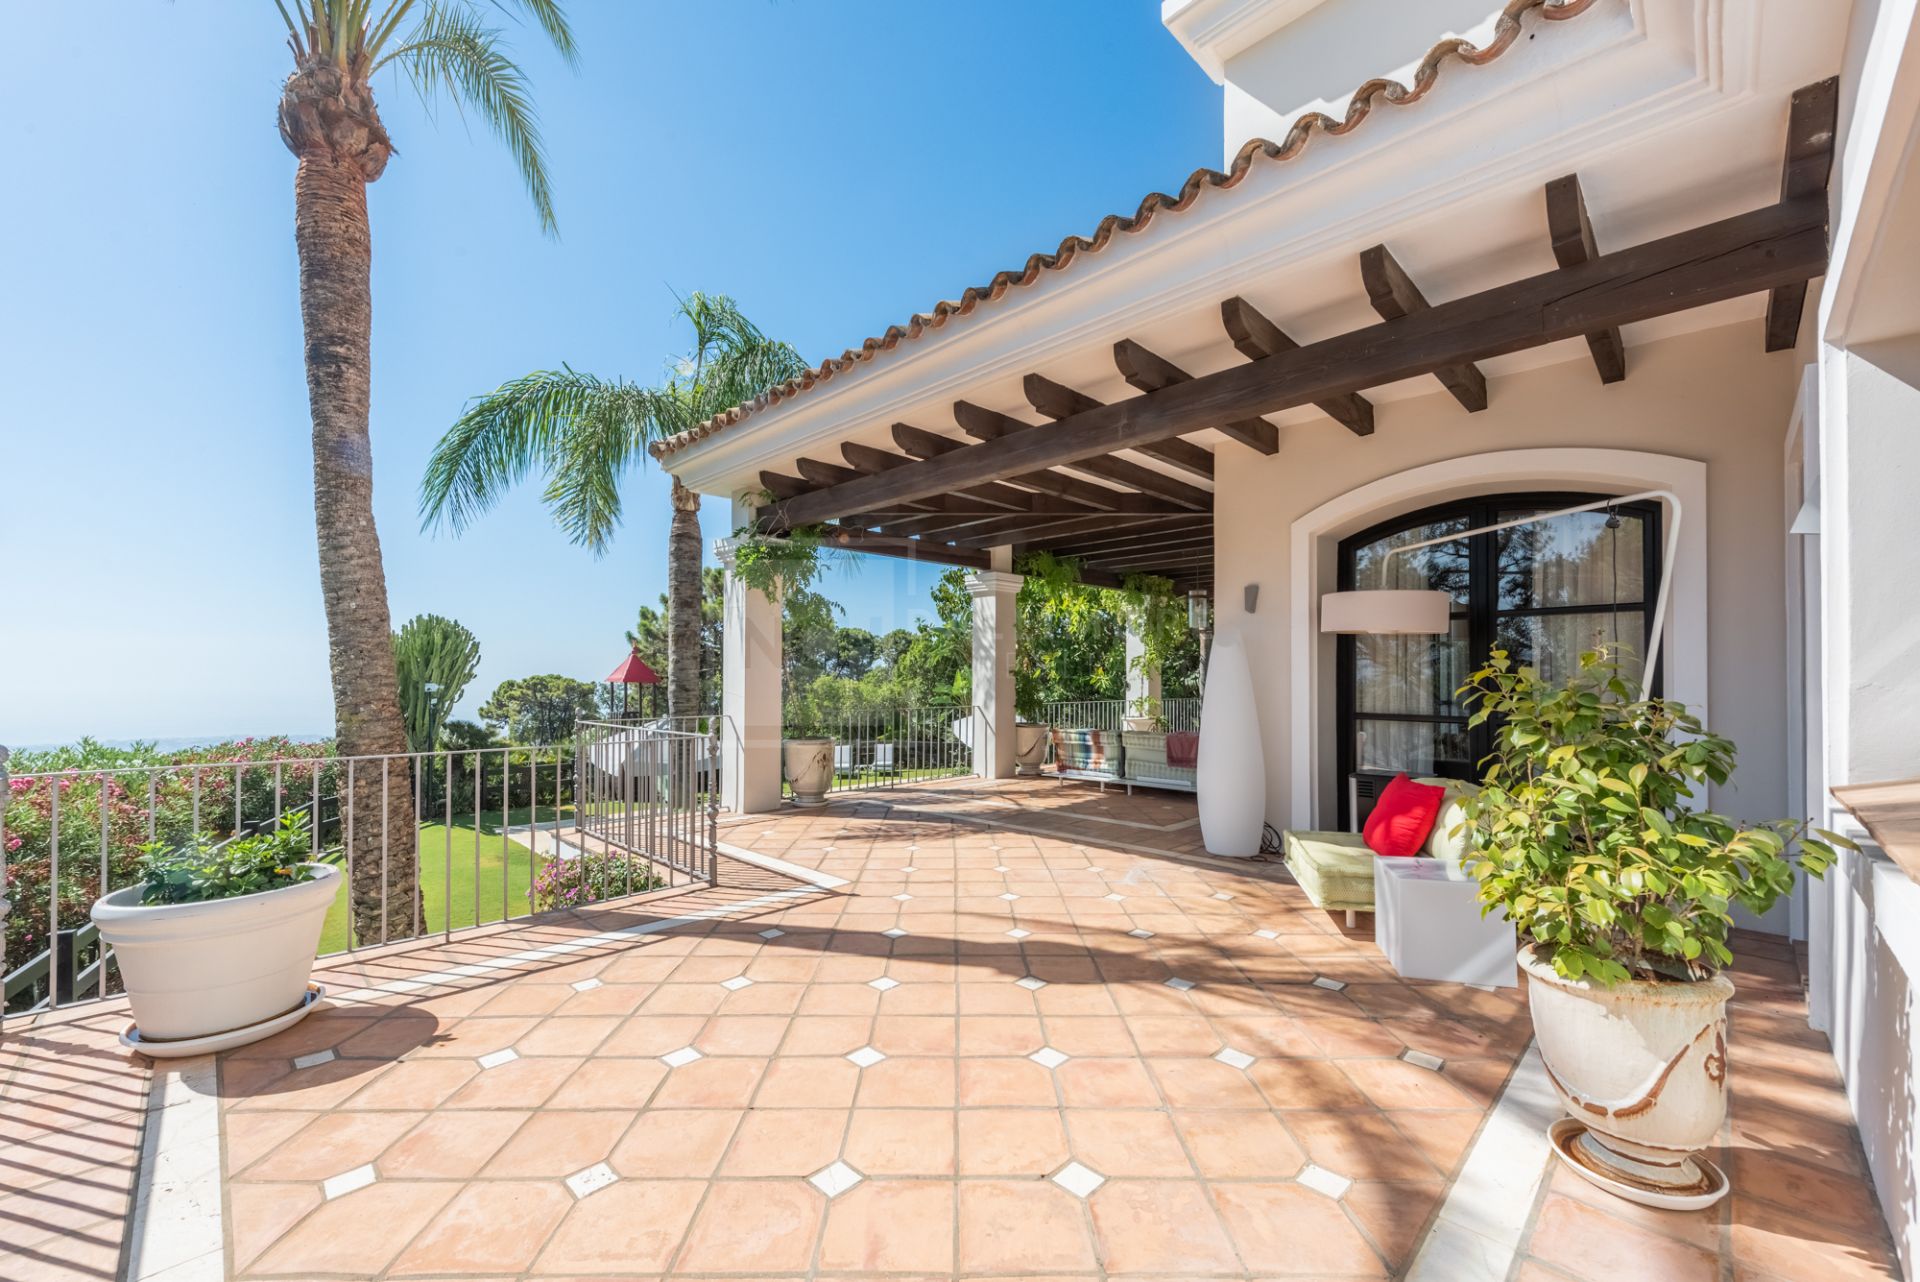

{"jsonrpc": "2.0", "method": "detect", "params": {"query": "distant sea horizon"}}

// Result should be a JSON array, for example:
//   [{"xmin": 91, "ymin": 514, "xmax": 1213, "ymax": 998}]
[{"xmin": 11, "ymin": 733, "xmax": 333, "ymax": 754}]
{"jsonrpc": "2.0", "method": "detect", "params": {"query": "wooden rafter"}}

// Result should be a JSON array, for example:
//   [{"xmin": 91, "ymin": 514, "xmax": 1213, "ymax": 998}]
[
  {"xmin": 1544, "ymin": 174, "xmax": 1627, "ymax": 384},
  {"xmin": 1112, "ymin": 339, "xmax": 1278, "ymax": 454},
  {"xmin": 954, "ymin": 400, "xmax": 1213, "ymax": 510},
  {"xmin": 1765, "ymin": 76, "xmax": 1840, "ymax": 352},
  {"xmin": 1360, "ymin": 243, "xmax": 1489, "ymax": 411},
  {"xmin": 1024, "ymin": 374, "xmax": 1216, "ymax": 480},
  {"xmin": 891, "ymin": 422, "xmax": 1165, "ymax": 513},
  {"xmin": 769, "ymin": 192, "xmax": 1827, "ymax": 526},
  {"xmin": 1219, "ymin": 297, "xmax": 1373, "ymax": 436}
]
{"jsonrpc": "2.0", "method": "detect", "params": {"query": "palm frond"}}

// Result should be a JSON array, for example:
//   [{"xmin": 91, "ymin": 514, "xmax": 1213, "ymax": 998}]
[
  {"xmin": 541, "ymin": 382, "xmax": 681, "ymax": 551},
  {"xmin": 487, "ymin": 0, "xmax": 577, "ymax": 66},
  {"xmin": 379, "ymin": 4, "xmax": 558, "ymax": 233},
  {"xmin": 421, "ymin": 368, "xmax": 631, "ymax": 535}
]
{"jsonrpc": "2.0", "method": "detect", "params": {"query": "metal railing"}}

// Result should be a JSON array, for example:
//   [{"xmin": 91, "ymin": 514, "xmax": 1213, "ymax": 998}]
[
  {"xmin": 575, "ymin": 720, "xmax": 720, "ymax": 884},
  {"xmin": 783, "ymin": 706, "xmax": 975, "ymax": 796},
  {"xmin": 1040, "ymin": 697, "xmax": 1202, "ymax": 733},
  {"xmin": 0, "ymin": 728, "xmax": 716, "ymax": 1017}
]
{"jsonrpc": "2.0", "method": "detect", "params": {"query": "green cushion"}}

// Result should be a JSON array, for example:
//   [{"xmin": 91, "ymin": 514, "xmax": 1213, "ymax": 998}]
[
  {"xmin": 1283, "ymin": 829, "xmax": 1377, "ymax": 912},
  {"xmin": 1414, "ymin": 777, "xmax": 1479, "ymax": 878}
]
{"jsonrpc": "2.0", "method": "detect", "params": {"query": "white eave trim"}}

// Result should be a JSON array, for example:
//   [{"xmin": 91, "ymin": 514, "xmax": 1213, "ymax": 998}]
[{"xmin": 1161, "ymin": 0, "xmax": 1338, "ymax": 84}]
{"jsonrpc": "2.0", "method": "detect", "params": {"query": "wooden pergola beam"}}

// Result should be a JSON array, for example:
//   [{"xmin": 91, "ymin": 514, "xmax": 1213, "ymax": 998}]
[
  {"xmin": 814, "ymin": 526, "xmax": 990, "ymax": 569},
  {"xmin": 1047, "ymin": 530, "xmax": 1212, "ymax": 561},
  {"xmin": 1766, "ymin": 76, "xmax": 1839, "ymax": 352},
  {"xmin": 770, "ymin": 192, "xmax": 1828, "ymax": 526},
  {"xmin": 1219, "ymin": 297, "xmax": 1373, "ymax": 437},
  {"xmin": 842, "ymin": 442, "xmax": 1037, "ymax": 513},
  {"xmin": 1544, "ymin": 174, "xmax": 1626, "ymax": 384},
  {"xmin": 954, "ymin": 400, "xmax": 1213, "ymax": 510},
  {"xmin": 1024, "ymin": 374, "xmax": 1216, "ymax": 481},
  {"xmin": 1360, "ymin": 243, "xmax": 1489, "ymax": 412},
  {"xmin": 1112, "ymin": 339, "xmax": 1279, "ymax": 454},
  {"xmin": 891, "ymin": 422, "xmax": 1161, "ymax": 513}
]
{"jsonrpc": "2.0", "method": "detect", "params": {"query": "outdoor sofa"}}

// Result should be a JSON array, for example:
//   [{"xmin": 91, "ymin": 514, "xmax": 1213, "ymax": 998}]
[
  {"xmin": 1050, "ymin": 726, "xmax": 1199, "ymax": 794},
  {"xmin": 1283, "ymin": 776, "xmax": 1476, "ymax": 926}
]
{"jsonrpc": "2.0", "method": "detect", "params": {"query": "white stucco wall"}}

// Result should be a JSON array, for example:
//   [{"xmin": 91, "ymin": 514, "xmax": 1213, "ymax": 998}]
[{"xmin": 1213, "ymin": 320, "xmax": 1799, "ymax": 835}]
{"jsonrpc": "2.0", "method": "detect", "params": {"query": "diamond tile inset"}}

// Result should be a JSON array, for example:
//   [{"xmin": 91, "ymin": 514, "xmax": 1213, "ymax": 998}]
[
  {"xmin": 1299, "ymin": 1163, "xmax": 1353, "ymax": 1200},
  {"xmin": 292, "ymin": 1049, "xmax": 337, "ymax": 1070},
  {"xmin": 999, "ymin": 893, "xmax": 1021, "ymax": 902},
  {"xmin": 1254, "ymin": 929, "xmax": 1280, "ymax": 940},
  {"xmin": 322, "ymin": 1164, "xmax": 375, "ymax": 1201},
  {"xmin": 893, "ymin": 893, "xmax": 914, "ymax": 902},
  {"xmin": 1164, "ymin": 977, "xmax": 1196, "ymax": 992},
  {"xmin": 869, "ymin": 977, "xmax": 900, "ymax": 992},
  {"xmin": 1128, "ymin": 928, "xmax": 1154, "ymax": 939},
  {"xmin": 721, "ymin": 976, "xmax": 754, "ymax": 991},
  {"xmin": 846, "ymin": 1045, "xmax": 887, "ymax": 1068},
  {"xmin": 993, "ymin": 865, "xmax": 1011, "ymax": 873},
  {"xmin": 1105, "ymin": 893, "xmax": 1126, "ymax": 902},
  {"xmin": 661, "ymin": 1046, "xmax": 703, "ymax": 1068},
  {"xmin": 1312, "ymin": 976, "xmax": 1348, "ymax": 992},
  {"xmin": 809, "ymin": 1160, "xmax": 864, "ymax": 1198},
  {"xmin": 882, "ymin": 927, "xmax": 908, "ymax": 939},
  {"xmin": 1006, "ymin": 928, "xmax": 1032, "ymax": 940},
  {"xmin": 1214, "ymin": 1047, "xmax": 1256, "ymax": 1071},
  {"xmin": 571, "ymin": 976, "xmax": 604, "ymax": 991},
  {"xmin": 1402, "ymin": 1049, "xmax": 1446, "ymax": 1072},
  {"xmin": 477, "ymin": 1048, "xmax": 519, "ymax": 1070},
  {"xmin": 758, "ymin": 928, "xmax": 785, "ymax": 940},
  {"xmin": 1051, "ymin": 1160, "xmax": 1106, "ymax": 1198},
  {"xmin": 1014, "ymin": 976, "xmax": 1047, "ymax": 991},
  {"xmin": 1029, "ymin": 1046, "xmax": 1070, "ymax": 1069},
  {"xmin": 1213, "ymin": 891, "xmax": 1236, "ymax": 901},
  {"xmin": 565, "ymin": 1161, "xmax": 618, "ymax": 1199}
]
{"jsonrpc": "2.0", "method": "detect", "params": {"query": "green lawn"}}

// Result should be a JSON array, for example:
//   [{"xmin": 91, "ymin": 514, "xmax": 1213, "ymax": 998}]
[{"xmin": 317, "ymin": 816, "xmax": 557, "ymax": 955}]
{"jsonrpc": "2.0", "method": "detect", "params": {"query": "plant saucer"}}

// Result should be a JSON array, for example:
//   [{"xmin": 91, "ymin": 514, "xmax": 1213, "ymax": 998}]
[
  {"xmin": 1548, "ymin": 1117, "xmax": 1729, "ymax": 1210},
  {"xmin": 119, "ymin": 983, "xmax": 326, "ymax": 1059}
]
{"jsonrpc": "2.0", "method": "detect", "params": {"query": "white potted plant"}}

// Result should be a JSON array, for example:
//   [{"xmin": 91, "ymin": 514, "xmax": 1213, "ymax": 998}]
[
  {"xmin": 1460, "ymin": 649, "xmax": 1851, "ymax": 1209},
  {"xmin": 92, "ymin": 813, "xmax": 338, "ymax": 1055}
]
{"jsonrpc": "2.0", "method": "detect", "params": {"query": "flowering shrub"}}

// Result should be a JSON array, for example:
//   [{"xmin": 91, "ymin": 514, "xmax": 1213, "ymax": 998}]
[{"xmin": 531, "ymin": 851, "xmax": 661, "ymax": 912}]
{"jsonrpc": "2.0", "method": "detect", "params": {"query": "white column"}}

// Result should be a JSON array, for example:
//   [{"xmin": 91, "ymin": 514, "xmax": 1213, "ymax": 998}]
[
  {"xmin": 1124, "ymin": 625, "xmax": 1162, "ymax": 723},
  {"xmin": 964, "ymin": 567, "xmax": 1023, "ymax": 780},
  {"xmin": 715, "ymin": 524, "xmax": 783, "ymax": 814}
]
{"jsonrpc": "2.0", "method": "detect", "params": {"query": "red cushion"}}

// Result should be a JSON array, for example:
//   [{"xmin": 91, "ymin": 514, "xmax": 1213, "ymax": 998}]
[{"xmin": 1363, "ymin": 773, "xmax": 1446, "ymax": 857}]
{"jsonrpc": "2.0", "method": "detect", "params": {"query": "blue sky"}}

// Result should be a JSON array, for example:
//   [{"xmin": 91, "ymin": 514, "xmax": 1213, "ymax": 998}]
[{"xmin": 0, "ymin": 1, "xmax": 1218, "ymax": 747}]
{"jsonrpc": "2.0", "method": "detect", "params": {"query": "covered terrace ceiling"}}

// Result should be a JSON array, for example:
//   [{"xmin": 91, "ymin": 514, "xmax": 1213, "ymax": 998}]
[{"xmin": 655, "ymin": 0, "xmax": 1843, "ymax": 594}]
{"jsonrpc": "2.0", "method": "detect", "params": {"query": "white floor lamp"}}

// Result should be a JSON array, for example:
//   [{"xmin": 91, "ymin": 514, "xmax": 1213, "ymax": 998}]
[{"xmin": 1317, "ymin": 489, "xmax": 1683, "ymax": 701}]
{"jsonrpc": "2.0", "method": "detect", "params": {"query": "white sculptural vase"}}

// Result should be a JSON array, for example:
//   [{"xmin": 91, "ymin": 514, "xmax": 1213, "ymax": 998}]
[{"xmin": 1196, "ymin": 623, "xmax": 1265, "ymax": 856}]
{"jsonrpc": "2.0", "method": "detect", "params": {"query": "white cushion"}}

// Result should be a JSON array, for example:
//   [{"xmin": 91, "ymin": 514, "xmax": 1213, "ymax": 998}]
[{"xmin": 1413, "ymin": 777, "xmax": 1478, "ymax": 880}]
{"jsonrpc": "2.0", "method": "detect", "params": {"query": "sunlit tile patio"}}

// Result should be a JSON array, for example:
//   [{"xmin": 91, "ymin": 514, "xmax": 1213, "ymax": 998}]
[{"xmin": 0, "ymin": 778, "xmax": 1901, "ymax": 1280}]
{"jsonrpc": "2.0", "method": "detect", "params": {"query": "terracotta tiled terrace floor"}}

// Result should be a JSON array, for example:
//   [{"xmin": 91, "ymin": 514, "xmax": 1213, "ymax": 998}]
[{"xmin": 0, "ymin": 777, "xmax": 1902, "ymax": 1280}]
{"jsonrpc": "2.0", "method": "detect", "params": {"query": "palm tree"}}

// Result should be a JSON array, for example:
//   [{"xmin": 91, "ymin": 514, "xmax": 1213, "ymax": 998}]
[
  {"xmin": 419, "ymin": 293, "xmax": 806, "ymax": 719},
  {"xmin": 274, "ymin": 1, "xmax": 574, "ymax": 943}
]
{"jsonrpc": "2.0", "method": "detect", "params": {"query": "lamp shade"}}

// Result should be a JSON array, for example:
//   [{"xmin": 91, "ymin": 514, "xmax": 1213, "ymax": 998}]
[{"xmin": 1319, "ymin": 589, "xmax": 1452, "ymax": 635}]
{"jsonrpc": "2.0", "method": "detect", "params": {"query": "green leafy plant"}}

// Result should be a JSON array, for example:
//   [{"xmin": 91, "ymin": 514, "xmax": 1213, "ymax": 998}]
[
  {"xmin": 1116, "ymin": 573, "xmax": 1187, "ymax": 721},
  {"xmin": 137, "ymin": 814, "xmax": 320, "ymax": 906},
  {"xmin": 1459, "ymin": 648, "xmax": 1854, "ymax": 985},
  {"xmin": 730, "ymin": 521, "xmax": 832, "ymax": 600}
]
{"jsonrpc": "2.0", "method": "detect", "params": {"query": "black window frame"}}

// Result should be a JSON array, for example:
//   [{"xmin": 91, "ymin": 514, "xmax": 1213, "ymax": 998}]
[{"xmin": 1334, "ymin": 491, "xmax": 1663, "ymax": 828}]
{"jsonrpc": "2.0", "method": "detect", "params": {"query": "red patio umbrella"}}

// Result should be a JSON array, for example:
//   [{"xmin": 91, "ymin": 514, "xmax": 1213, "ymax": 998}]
[{"xmin": 607, "ymin": 649, "xmax": 660, "ymax": 718}]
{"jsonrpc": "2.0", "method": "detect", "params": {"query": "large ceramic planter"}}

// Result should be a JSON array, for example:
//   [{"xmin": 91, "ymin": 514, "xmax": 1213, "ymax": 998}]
[
  {"xmin": 783, "ymin": 737, "xmax": 834, "ymax": 806},
  {"xmin": 1520, "ymin": 944, "xmax": 1733, "ymax": 1207},
  {"xmin": 91, "ymin": 863, "xmax": 339, "ymax": 1050},
  {"xmin": 1013, "ymin": 722, "xmax": 1051, "ymax": 776},
  {"xmin": 1196, "ymin": 623, "xmax": 1265, "ymax": 856}
]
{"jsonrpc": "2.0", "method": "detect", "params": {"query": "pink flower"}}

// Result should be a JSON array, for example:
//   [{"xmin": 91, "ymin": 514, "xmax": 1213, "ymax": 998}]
[{"xmin": 4, "ymin": 835, "xmax": 19, "ymax": 852}]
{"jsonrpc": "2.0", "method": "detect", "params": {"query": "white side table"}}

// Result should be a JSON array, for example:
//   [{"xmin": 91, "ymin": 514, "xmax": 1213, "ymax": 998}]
[{"xmin": 1373, "ymin": 857, "xmax": 1518, "ymax": 987}]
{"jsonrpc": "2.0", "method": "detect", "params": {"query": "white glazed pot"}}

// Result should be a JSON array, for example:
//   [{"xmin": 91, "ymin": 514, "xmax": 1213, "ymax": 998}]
[
  {"xmin": 1013, "ymin": 723, "xmax": 1051, "ymax": 776},
  {"xmin": 91, "ymin": 863, "xmax": 339, "ymax": 1044},
  {"xmin": 1196, "ymin": 624, "xmax": 1265, "ymax": 856},
  {"xmin": 1521, "ymin": 944, "xmax": 1733, "ymax": 1201},
  {"xmin": 783, "ymin": 737, "xmax": 834, "ymax": 806}
]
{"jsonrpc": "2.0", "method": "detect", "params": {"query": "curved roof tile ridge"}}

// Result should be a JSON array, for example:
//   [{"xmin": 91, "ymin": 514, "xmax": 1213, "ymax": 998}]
[{"xmin": 653, "ymin": 0, "xmax": 1601, "ymax": 462}]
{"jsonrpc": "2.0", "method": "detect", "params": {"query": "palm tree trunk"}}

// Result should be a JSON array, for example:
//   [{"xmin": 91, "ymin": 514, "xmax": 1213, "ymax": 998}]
[
  {"xmin": 667, "ymin": 478, "xmax": 703, "ymax": 719},
  {"xmin": 292, "ymin": 149, "xmax": 417, "ymax": 946}
]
